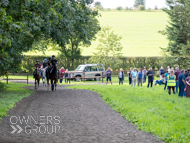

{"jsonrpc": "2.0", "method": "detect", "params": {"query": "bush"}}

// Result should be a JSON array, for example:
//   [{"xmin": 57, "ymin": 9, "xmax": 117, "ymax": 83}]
[
  {"xmin": 138, "ymin": 5, "xmax": 145, "ymax": 11},
  {"xmin": 0, "ymin": 82, "xmax": 7, "ymax": 92},
  {"xmin": 116, "ymin": 6, "xmax": 123, "ymax": 11},
  {"xmin": 146, "ymin": 8, "xmax": 152, "ymax": 12},
  {"xmin": 125, "ymin": 7, "xmax": 129, "ymax": 10}
]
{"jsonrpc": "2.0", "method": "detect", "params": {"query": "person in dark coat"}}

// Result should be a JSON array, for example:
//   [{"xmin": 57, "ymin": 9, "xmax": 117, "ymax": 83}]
[
  {"xmin": 178, "ymin": 70, "xmax": 186, "ymax": 97},
  {"xmin": 147, "ymin": 68, "xmax": 154, "ymax": 88},
  {"xmin": 127, "ymin": 67, "xmax": 132, "ymax": 85},
  {"xmin": 185, "ymin": 73, "xmax": 190, "ymax": 98},
  {"xmin": 106, "ymin": 67, "xmax": 112, "ymax": 85},
  {"xmin": 185, "ymin": 68, "xmax": 190, "ymax": 78},
  {"xmin": 159, "ymin": 66, "xmax": 165, "ymax": 80},
  {"xmin": 175, "ymin": 67, "xmax": 180, "ymax": 93}
]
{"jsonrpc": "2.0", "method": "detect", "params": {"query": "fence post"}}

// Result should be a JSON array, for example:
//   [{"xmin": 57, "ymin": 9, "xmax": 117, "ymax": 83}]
[
  {"xmin": 83, "ymin": 72, "xmax": 85, "ymax": 82},
  {"xmin": 7, "ymin": 75, "xmax": 8, "ymax": 84},
  {"xmin": 102, "ymin": 72, "xmax": 103, "ymax": 83},
  {"xmin": 27, "ymin": 74, "xmax": 28, "ymax": 84},
  {"xmin": 69, "ymin": 73, "xmax": 71, "ymax": 84}
]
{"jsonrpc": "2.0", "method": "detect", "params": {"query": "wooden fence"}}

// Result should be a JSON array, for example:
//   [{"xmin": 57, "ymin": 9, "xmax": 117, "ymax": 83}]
[
  {"xmin": 3, "ymin": 73, "xmax": 29, "ymax": 84},
  {"xmin": 2, "ymin": 70, "xmax": 160, "ymax": 84}
]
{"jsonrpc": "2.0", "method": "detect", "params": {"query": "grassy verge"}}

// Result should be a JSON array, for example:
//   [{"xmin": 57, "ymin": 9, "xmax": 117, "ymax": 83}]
[
  {"xmin": 0, "ymin": 82, "xmax": 33, "ymax": 121},
  {"xmin": 1, "ymin": 75, "xmax": 33, "ymax": 80},
  {"xmin": 68, "ymin": 84, "xmax": 190, "ymax": 142}
]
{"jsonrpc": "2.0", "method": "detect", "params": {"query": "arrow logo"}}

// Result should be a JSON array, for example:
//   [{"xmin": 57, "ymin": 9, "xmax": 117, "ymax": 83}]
[{"xmin": 10, "ymin": 125, "xmax": 23, "ymax": 134}]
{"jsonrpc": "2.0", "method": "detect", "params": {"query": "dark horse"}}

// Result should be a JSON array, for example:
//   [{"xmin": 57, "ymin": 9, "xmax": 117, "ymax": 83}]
[
  {"xmin": 49, "ymin": 63, "xmax": 58, "ymax": 91},
  {"xmin": 46, "ymin": 67, "xmax": 51, "ymax": 91},
  {"xmin": 34, "ymin": 67, "xmax": 41, "ymax": 89}
]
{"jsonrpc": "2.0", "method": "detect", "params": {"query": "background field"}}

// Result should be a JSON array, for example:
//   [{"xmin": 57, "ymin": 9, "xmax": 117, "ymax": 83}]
[{"xmin": 25, "ymin": 11, "xmax": 169, "ymax": 57}]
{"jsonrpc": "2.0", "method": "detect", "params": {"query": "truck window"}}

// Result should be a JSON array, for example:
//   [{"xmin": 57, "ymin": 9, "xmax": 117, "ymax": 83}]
[
  {"xmin": 85, "ymin": 66, "xmax": 91, "ymax": 72},
  {"xmin": 91, "ymin": 66, "xmax": 98, "ymax": 71}
]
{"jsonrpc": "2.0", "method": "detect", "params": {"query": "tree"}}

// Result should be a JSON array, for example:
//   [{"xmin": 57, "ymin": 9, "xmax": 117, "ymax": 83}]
[
  {"xmin": 116, "ymin": 6, "xmax": 123, "ymax": 11},
  {"xmin": 161, "ymin": 0, "xmax": 190, "ymax": 57},
  {"xmin": 155, "ymin": 5, "xmax": 158, "ymax": 10},
  {"xmin": 138, "ymin": 5, "xmax": 145, "ymax": 11},
  {"xmin": 50, "ymin": 6, "xmax": 100, "ymax": 69},
  {"xmin": 134, "ymin": 0, "xmax": 145, "ymax": 9},
  {"xmin": 89, "ymin": 26, "xmax": 123, "ymax": 70},
  {"xmin": 94, "ymin": 1, "xmax": 103, "ymax": 10},
  {"xmin": 0, "ymin": 0, "xmax": 100, "ymax": 76}
]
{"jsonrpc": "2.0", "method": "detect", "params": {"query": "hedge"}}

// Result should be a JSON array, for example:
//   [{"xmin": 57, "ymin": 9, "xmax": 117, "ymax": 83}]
[{"xmin": 10, "ymin": 55, "xmax": 190, "ymax": 73}]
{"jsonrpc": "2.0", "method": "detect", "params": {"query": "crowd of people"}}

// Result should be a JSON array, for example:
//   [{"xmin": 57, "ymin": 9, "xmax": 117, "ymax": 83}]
[
  {"xmin": 34, "ymin": 57, "xmax": 190, "ymax": 98},
  {"xmin": 106, "ymin": 66, "xmax": 190, "ymax": 98}
]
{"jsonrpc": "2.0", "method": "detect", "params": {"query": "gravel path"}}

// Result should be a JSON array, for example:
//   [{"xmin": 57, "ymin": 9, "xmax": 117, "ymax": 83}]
[{"xmin": 0, "ymin": 85, "xmax": 163, "ymax": 143}]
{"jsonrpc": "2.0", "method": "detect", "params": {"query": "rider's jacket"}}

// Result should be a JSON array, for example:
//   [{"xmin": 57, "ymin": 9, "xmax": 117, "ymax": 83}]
[
  {"xmin": 51, "ymin": 59, "xmax": 57, "ymax": 66},
  {"xmin": 42, "ymin": 62, "xmax": 47, "ymax": 68},
  {"xmin": 35, "ymin": 63, "xmax": 42, "ymax": 69}
]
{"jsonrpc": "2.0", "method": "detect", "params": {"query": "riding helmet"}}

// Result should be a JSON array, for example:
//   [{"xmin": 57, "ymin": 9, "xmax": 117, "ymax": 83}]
[
  {"xmin": 44, "ymin": 59, "xmax": 47, "ymax": 62},
  {"xmin": 36, "ymin": 60, "xmax": 39, "ymax": 62},
  {"xmin": 52, "ymin": 55, "xmax": 55, "ymax": 57},
  {"xmin": 49, "ymin": 57, "xmax": 52, "ymax": 60}
]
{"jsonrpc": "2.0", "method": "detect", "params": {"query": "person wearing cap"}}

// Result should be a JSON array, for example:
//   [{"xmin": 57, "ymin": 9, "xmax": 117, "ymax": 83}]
[
  {"xmin": 51, "ymin": 55, "xmax": 58, "ymax": 66},
  {"xmin": 33, "ymin": 60, "xmax": 42, "ymax": 78},
  {"xmin": 131, "ymin": 68, "xmax": 137, "ymax": 86},
  {"xmin": 142, "ymin": 67, "xmax": 147, "ymax": 83},
  {"xmin": 118, "ymin": 68, "xmax": 124, "ymax": 85},
  {"xmin": 42, "ymin": 59, "xmax": 48, "ymax": 69},
  {"xmin": 147, "ymin": 68, "xmax": 154, "ymax": 88},
  {"xmin": 50, "ymin": 55, "xmax": 58, "ymax": 74}
]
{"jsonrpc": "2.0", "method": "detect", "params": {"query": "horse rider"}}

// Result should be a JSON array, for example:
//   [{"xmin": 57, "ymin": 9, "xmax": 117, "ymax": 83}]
[
  {"xmin": 41, "ymin": 59, "xmax": 48, "ymax": 76},
  {"xmin": 33, "ymin": 60, "xmax": 42, "ymax": 78},
  {"xmin": 50, "ymin": 55, "xmax": 58, "ymax": 73},
  {"xmin": 42, "ymin": 59, "xmax": 48, "ymax": 70}
]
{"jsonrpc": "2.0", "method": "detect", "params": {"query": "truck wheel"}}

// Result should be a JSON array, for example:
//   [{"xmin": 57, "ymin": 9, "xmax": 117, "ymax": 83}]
[
  {"xmin": 94, "ymin": 75, "xmax": 100, "ymax": 81},
  {"xmin": 75, "ymin": 76, "xmax": 81, "ymax": 82}
]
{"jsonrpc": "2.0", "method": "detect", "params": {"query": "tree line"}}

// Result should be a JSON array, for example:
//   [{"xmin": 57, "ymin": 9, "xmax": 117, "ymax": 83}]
[{"xmin": 0, "ymin": 0, "xmax": 100, "ymax": 77}]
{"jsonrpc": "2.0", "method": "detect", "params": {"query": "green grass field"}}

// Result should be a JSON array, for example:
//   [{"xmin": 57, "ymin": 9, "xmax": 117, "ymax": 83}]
[
  {"xmin": 25, "ymin": 11, "xmax": 168, "ymax": 57},
  {"xmin": 68, "ymin": 84, "xmax": 190, "ymax": 142},
  {"xmin": 0, "ymin": 83, "xmax": 33, "ymax": 121}
]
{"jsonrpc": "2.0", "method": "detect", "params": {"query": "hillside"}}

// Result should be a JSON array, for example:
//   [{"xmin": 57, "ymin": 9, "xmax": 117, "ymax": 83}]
[{"xmin": 25, "ymin": 11, "xmax": 169, "ymax": 57}]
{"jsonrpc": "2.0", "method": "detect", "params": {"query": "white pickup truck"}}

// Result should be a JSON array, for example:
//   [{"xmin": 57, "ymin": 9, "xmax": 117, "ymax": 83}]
[{"xmin": 70, "ymin": 64, "xmax": 106, "ymax": 81}]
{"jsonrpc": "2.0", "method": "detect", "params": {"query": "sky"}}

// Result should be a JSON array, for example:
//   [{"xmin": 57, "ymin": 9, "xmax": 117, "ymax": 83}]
[{"xmin": 92, "ymin": 0, "xmax": 167, "ymax": 9}]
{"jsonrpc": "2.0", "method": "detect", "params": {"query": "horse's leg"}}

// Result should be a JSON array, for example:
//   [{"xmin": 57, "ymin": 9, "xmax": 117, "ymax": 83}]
[
  {"xmin": 35, "ymin": 79, "xmax": 36, "ymax": 89},
  {"xmin": 45, "ymin": 77, "xmax": 46, "ymax": 87},
  {"xmin": 51, "ymin": 79, "xmax": 54, "ymax": 91},
  {"xmin": 54, "ymin": 79, "xmax": 57, "ymax": 91},
  {"xmin": 47, "ymin": 78, "xmax": 49, "ymax": 90},
  {"xmin": 38, "ymin": 78, "xmax": 40, "ymax": 88}
]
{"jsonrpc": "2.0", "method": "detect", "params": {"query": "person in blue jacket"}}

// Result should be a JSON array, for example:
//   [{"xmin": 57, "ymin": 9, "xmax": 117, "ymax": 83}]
[
  {"xmin": 138, "ymin": 68, "xmax": 143, "ymax": 86},
  {"xmin": 178, "ymin": 70, "xmax": 186, "ymax": 97}
]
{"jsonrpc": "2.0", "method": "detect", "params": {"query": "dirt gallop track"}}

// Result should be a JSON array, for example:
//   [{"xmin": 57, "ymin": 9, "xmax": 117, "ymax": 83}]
[{"xmin": 0, "ymin": 86, "xmax": 162, "ymax": 143}]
